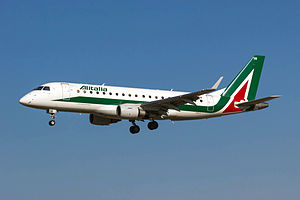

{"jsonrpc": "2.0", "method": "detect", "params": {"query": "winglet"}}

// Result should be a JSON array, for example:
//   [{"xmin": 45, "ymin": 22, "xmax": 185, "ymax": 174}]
[{"xmin": 211, "ymin": 76, "xmax": 223, "ymax": 90}]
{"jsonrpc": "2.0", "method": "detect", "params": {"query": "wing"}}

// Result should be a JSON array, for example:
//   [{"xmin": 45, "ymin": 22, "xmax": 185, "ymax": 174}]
[{"xmin": 141, "ymin": 77, "xmax": 223, "ymax": 113}]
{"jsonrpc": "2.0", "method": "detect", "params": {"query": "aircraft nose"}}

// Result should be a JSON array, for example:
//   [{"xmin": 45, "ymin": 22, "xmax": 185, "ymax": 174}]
[
  {"xmin": 19, "ymin": 95, "xmax": 30, "ymax": 106},
  {"xmin": 19, "ymin": 96, "xmax": 26, "ymax": 105}
]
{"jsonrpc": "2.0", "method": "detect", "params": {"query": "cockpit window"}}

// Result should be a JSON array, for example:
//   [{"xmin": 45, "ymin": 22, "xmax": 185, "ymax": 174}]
[
  {"xmin": 43, "ymin": 86, "xmax": 50, "ymax": 91},
  {"xmin": 33, "ymin": 86, "xmax": 43, "ymax": 90},
  {"xmin": 32, "ymin": 86, "xmax": 51, "ymax": 91}
]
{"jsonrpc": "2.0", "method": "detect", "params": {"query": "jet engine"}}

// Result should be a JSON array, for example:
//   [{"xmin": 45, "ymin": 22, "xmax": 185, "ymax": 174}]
[
  {"xmin": 89, "ymin": 114, "xmax": 120, "ymax": 125},
  {"xmin": 116, "ymin": 104, "xmax": 146, "ymax": 119}
]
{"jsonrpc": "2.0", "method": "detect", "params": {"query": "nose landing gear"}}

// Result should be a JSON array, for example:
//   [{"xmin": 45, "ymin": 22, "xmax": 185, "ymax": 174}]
[
  {"xmin": 49, "ymin": 119, "xmax": 56, "ymax": 126},
  {"xmin": 47, "ymin": 109, "xmax": 57, "ymax": 126}
]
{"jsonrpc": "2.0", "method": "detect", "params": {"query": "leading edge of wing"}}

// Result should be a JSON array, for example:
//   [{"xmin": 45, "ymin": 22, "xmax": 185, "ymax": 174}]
[{"xmin": 141, "ymin": 77, "xmax": 223, "ymax": 110}]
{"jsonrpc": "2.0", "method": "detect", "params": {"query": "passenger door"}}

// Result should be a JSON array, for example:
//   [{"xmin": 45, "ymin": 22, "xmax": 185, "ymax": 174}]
[
  {"xmin": 61, "ymin": 83, "xmax": 71, "ymax": 100},
  {"xmin": 207, "ymin": 95, "xmax": 214, "ymax": 112}
]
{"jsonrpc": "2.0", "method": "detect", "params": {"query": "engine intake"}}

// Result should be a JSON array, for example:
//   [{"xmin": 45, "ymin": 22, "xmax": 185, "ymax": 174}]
[{"xmin": 116, "ymin": 104, "xmax": 145, "ymax": 119}]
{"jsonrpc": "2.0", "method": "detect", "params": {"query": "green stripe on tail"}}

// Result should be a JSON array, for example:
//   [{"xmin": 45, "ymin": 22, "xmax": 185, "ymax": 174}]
[{"xmin": 222, "ymin": 55, "xmax": 265, "ymax": 101}]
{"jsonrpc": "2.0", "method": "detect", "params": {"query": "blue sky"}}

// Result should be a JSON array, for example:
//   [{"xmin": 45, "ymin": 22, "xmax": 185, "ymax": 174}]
[{"xmin": 0, "ymin": 1, "xmax": 299, "ymax": 199}]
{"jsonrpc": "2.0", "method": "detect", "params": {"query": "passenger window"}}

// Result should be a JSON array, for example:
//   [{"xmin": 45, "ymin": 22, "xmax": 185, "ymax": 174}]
[
  {"xmin": 77, "ymin": 90, "xmax": 80, "ymax": 93},
  {"xmin": 90, "ymin": 91, "xmax": 93, "ymax": 94},
  {"xmin": 103, "ymin": 92, "xmax": 106, "ymax": 95},
  {"xmin": 96, "ymin": 91, "xmax": 99, "ymax": 94},
  {"xmin": 122, "ymin": 93, "xmax": 125, "ymax": 96},
  {"xmin": 109, "ymin": 92, "xmax": 112, "ymax": 95},
  {"xmin": 142, "ymin": 95, "xmax": 145, "ymax": 98},
  {"xmin": 149, "ymin": 95, "xmax": 151, "ymax": 98},
  {"xmin": 161, "ymin": 96, "xmax": 164, "ymax": 99},
  {"xmin": 155, "ymin": 96, "xmax": 158, "ymax": 99},
  {"xmin": 83, "ymin": 90, "xmax": 86, "ymax": 93},
  {"xmin": 116, "ymin": 93, "xmax": 118, "ymax": 96},
  {"xmin": 129, "ymin": 94, "xmax": 131, "ymax": 97},
  {"xmin": 135, "ymin": 94, "xmax": 138, "ymax": 97}
]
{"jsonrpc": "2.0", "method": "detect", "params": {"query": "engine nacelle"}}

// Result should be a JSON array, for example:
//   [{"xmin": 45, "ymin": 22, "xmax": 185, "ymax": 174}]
[
  {"xmin": 89, "ymin": 114, "xmax": 120, "ymax": 126},
  {"xmin": 116, "ymin": 104, "xmax": 146, "ymax": 119}
]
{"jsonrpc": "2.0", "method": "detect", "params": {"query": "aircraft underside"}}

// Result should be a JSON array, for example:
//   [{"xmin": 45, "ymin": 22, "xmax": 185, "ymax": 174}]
[{"xmin": 43, "ymin": 101, "xmax": 236, "ymax": 134}]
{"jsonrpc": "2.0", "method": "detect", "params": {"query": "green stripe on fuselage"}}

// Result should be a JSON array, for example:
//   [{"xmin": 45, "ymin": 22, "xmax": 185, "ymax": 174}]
[{"xmin": 54, "ymin": 96, "xmax": 230, "ymax": 113}]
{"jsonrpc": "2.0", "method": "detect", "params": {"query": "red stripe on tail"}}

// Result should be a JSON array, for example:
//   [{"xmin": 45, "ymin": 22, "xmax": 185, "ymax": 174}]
[{"xmin": 223, "ymin": 81, "xmax": 248, "ymax": 113}]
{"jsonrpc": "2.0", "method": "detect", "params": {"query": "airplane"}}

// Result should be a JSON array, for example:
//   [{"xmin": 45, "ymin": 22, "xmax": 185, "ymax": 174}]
[{"xmin": 19, "ymin": 55, "xmax": 280, "ymax": 134}]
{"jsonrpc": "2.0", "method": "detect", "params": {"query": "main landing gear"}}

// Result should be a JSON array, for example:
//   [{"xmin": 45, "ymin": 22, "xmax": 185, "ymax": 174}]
[
  {"xmin": 129, "ymin": 120, "xmax": 140, "ymax": 134},
  {"xmin": 47, "ymin": 109, "xmax": 57, "ymax": 126},
  {"xmin": 129, "ymin": 120, "xmax": 159, "ymax": 134},
  {"xmin": 147, "ymin": 121, "xmax": 158, "ymax": 130}
]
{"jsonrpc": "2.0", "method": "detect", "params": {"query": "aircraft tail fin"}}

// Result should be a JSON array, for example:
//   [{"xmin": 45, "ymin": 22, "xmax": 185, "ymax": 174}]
[{"xmin": 221, "ymin": 55, "xmax": 265, "ymax": 101}]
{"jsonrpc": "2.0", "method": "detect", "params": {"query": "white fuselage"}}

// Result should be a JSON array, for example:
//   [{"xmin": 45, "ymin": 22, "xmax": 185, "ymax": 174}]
[
  {"xmin": 19, "ymin": 56, "xmax": 276, "ymax": 133},
  {"xmin": 19, "ymin": 82, "xmax": 227, "ymax": 121}
]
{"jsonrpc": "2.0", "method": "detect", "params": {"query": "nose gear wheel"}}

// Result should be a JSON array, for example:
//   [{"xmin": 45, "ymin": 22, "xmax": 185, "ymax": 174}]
[{"xmin": 49, "ymin": 120, "xmax": 56, "ymax": 126}]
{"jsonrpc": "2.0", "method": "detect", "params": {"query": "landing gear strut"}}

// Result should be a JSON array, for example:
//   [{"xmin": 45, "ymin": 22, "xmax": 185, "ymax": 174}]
[
  {"xmin": 47, "ymin": 109, "xmax": 57, "ymax": 126},
  {"xmin": 147, "ymin": 120, "xmax": 158, "ymax": 130},
  {"xmin": 129, "ymin": 120, "xmax": 140, "ymax": 134}
]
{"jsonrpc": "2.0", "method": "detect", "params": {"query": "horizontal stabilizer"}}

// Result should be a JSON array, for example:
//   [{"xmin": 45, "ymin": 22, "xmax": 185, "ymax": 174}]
[{"xmin": 236, "ymin": 95, "xmax": 281, "ymax": 107}]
